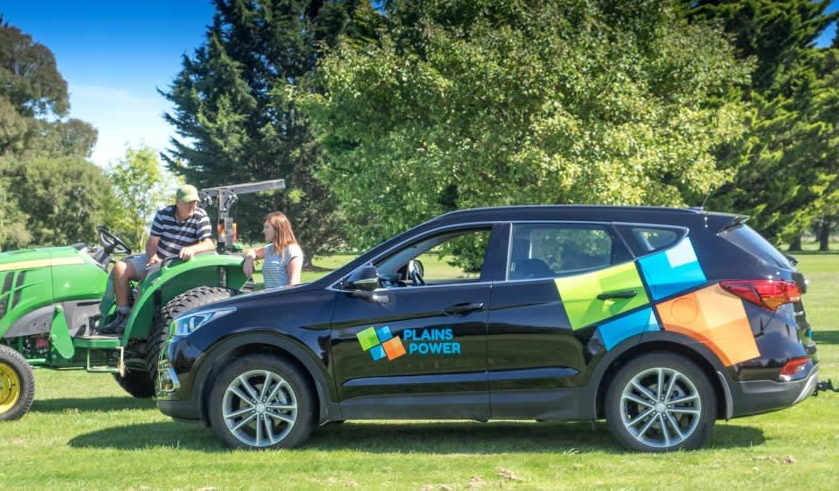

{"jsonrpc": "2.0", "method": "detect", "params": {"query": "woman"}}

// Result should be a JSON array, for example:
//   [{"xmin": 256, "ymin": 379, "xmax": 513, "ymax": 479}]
[{"xmin": 243, "ymin": 211, "xmax": 303, "ymax": 288}]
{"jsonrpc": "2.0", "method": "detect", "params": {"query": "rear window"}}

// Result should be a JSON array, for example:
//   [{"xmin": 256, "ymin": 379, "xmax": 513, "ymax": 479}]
[
  {"xmin": 614, "ymin": 225, "xmax": 686, "ymax": 257},
  {"xmin": 719, "ymin": 224, "xmax": 793, "ymax": 270},
  {"xmin": 508, "ymin": 223, "xmax": 632, "ymax": 280}
]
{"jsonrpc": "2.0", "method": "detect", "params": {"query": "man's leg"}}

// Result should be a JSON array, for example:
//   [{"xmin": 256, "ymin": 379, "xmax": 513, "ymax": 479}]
[{"xmin": 101, "ymin": 257, "xmax": 144, "ymax": 334}]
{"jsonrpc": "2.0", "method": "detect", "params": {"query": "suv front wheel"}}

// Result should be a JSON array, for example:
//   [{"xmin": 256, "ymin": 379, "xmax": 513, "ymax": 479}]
[
  {"xmin": 604, "ymin": 352, "xmax": 716, "ymax": 452},
  {"xmin": 208, "ymin": 354, "xmax": 315, "ymax": 449}
]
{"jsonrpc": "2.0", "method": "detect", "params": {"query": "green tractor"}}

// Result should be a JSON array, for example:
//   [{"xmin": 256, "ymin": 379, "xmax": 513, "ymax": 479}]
[{"xmin": 0, "ymin": 179, "xmax": 284, "ymax": 420}]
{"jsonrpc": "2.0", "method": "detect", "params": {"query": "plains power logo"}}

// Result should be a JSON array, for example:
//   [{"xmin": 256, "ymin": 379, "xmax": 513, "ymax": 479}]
[
  {"xmin": 357, "ymin": 326, "xmax": 461, "ymax": 362},
  {"xmin": 357, "ymin": 326, "xmax": 406, "ymax": 361}
]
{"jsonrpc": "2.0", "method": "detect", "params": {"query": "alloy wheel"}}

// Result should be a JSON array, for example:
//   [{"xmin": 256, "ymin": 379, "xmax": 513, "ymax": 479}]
[
  {"xmin": 221, "ymin": 369, "xmax": 298, "ymax": 447},
  {"xmin": 619, "ymin": 367, "xmax": 702, "ymax": 449}
]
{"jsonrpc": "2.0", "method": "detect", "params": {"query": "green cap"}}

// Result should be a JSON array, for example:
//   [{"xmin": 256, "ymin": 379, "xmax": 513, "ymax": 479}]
[{"xmin": 176, "ymin": 184, "xmax": 200, "ymax": 203}]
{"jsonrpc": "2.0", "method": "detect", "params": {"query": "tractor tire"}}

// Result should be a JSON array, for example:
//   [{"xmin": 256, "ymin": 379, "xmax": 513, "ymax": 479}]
[
  {"xmin": 147, "ymin": 287, "xmax": 235, "ymax": 389},
  {"xmin": 113, "ymin": 286, "xmax": 235, "ymax": 399},
  {"xmin": 112, "ymin": 369, "xmax": 156, "ymax": 398},
  {"xmin": 0, "ymin": 345, "xmax": 35, "ymax": 421}
]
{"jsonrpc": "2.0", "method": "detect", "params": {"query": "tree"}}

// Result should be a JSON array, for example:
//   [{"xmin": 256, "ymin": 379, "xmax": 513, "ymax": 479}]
[
  {"xmin": 9, "ymin": 156, "xmax": 114, "ymax": 246},
  {"xmin": 0, "ymin": 19, "xmax": 105, "ymax": 250},
  {"xmin": 685, "ymin": 1, "xmax": 839, "ymax": 245},
  {"xmin": 302, "ymin": 0, "xmax": 750, "ymax": 248},
  {"xmin": 162, "ymin": 0, "xmax": 379, "ymax": 264},
  {"xmin": 109, "ymin": 146, "xmax": 181, "ymax": 250}
]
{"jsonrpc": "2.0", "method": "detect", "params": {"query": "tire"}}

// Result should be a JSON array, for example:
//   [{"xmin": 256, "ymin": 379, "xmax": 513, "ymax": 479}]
[
  {"xmin": 604, "ymin": 352, "xmax": 716, "ymax": 452},
  {"xmin": 208, "ymin": 354, "xmax": 315, "ymax": 450},
  {"xmin": 112, "ymin": 369, "xmax": 155, "ymax": 398},
  {"xmin": 0, "ymin": 345, "xmax": 35, "ymax": 421},
  {"xmin": 113, "ymin": 286, "xmax": 235, "ymax": 398}
]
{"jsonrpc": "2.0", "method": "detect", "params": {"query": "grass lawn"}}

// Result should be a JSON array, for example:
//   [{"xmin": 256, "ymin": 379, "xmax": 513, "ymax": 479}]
[{"xmin": 2, "ymin": 255, "xmax": 839, "ymax": 489}]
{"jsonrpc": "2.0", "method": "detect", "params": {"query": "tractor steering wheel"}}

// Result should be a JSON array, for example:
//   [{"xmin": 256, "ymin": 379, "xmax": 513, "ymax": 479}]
[{"xmin": 97, "ymin": 227, "xmax": 132, "ymax": 256}]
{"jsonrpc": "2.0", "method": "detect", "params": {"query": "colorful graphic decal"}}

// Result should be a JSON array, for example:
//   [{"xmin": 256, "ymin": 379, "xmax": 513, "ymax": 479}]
[
  {"xmin": 637, "ymin": 237, "xmax": 706, "ymax": 301},
  {"xmin": 549, "ymin": 236, "xmax": 757, "ymax": 366},
  {"xmin": 357, "ymin": 326, "xmax": 461, "ymax": 361},
  {"xmin": 655, "ymin": 284, "xmax": 759, "ymax": 366},
  {"xmin": 597, "ymin": 307, "xmax": 660, "ymax": 350},
  {"xmin": 555, "ymin": 261, "xmax": 649, "ymax": 330},
  {"xmin": 357, "ymin": 326, "xmax": 406, "ymax": 361}
]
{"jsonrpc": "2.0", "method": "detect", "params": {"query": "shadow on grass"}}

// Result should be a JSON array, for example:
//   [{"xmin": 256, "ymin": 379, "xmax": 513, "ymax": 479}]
[
  {"xmin": 68, "ymin": 420, "xmax": 764, "ymax": 453},
  {"xmin": 32, "ymin": 397, "xmax": 157, "ymax": 413},
  {"xmin": 812, "ymin": 330, "xmax": 839, "ymax": 345}
]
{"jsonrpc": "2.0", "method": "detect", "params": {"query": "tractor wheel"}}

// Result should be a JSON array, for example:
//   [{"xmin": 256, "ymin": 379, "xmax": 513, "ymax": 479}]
[
  {"xmin": 112, "ymin": 369, "xmax": 155, "ymax": 398},
  {"xmin": 113, "ymin": 286, "xmax": 235, "ymax": 399},
  {"xmin": 0, "ymin": 345, "xmax": 35, "ymax": 421}
]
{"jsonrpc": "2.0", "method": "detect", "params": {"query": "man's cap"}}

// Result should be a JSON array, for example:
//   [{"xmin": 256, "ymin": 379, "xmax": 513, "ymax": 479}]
[{"xmin": 176, "ymin": 184, "xmax": 200, "ymax": 203}]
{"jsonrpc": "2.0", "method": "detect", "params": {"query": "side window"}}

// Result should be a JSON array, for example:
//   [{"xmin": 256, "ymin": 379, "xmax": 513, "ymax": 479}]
[
  {"xmin": 375, "ymin": 228, "xmax": 492, "ymax": 285},
  {"xmin": 615, "ymin": 225, "xmax": 685, "ymax": 257},
  {"xmin": 508, "ymin": 223, "xmax": 631, "ymax": 280}
]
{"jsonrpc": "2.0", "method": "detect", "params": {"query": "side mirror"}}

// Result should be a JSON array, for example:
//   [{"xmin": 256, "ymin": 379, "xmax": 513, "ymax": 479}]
[{"xmin": 345, "ymin": 265, "xmax": 379, "ymax": 292}]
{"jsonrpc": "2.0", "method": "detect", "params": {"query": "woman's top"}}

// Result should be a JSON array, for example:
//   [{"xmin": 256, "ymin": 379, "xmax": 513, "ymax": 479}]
[{"xmin": 262, "ymin": 243, "xmax": 303, "ymax": 288}]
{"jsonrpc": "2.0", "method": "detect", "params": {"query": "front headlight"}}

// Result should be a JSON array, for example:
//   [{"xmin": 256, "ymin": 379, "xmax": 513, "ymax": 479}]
[{"xmin": 172, "ymin": 307, "xmax": 236, "ymax": 336}]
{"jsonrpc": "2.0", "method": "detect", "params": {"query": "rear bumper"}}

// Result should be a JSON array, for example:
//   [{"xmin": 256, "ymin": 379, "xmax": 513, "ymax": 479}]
[{"xmin": 729, "ymin": 364, "xmax": 818, "ymax": 418}]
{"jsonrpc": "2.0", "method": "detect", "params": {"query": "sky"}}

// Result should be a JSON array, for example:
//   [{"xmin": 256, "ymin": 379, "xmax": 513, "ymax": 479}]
[
  {"xmin": 1, "ymin": 0, "xmax": 215, "ymax": 167},
  {"xmin": 1, "ymin": 0, "xmax": 837, "ymax": 169}
]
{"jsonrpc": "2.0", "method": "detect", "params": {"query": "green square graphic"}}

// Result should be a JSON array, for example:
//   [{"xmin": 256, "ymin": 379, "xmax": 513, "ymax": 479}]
[
  {"xmin": 554, "ymin": 261, "xmax": 649, "ymax": 329},
  {"xmin": 357, "ymin": 326, "xmax": 380, "ymax": 351}
]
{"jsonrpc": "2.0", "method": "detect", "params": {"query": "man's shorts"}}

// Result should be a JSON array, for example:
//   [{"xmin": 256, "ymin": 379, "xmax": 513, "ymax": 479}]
[{"xmin": 126, "ymin": 254, "xmax": 150, "ymax": 279}]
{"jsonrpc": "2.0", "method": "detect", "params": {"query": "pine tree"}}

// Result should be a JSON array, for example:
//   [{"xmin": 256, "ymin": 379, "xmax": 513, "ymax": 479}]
[
  {"xmin": 685, "ymin": 1, "xmax": 839, "ymax": 245},
  {"xmin": 162, "ymin": 0, "xmax": 378, "ymax": 263}
]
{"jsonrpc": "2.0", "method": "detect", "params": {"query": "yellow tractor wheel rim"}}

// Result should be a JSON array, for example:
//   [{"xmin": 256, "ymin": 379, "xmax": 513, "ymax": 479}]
[{"xmin": 0, "ymin": 361, "xmax": 21, "ymax": 414}]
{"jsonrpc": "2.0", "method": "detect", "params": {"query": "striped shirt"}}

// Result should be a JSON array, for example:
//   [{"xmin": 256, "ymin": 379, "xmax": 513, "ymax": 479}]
[
  {"xmin": 149, "ymin": 205, "xmax": 212, "ymax": 258},
  {"xmin": 262, "ymin": 243, "xmax": 303, "ymax": 288}
]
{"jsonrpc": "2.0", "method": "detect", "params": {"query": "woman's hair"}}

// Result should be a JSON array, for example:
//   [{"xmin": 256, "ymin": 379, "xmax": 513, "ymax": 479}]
[{"xmin": 265, "ymin": 211, "xmax": 298, "ymax": 253}]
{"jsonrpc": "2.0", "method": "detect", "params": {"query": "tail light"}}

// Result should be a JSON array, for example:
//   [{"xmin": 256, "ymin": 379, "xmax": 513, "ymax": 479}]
[
  {"xmin": 720, "ymin": 280, "xmax": 801, "ymax": 310},
  {"xmin": 779, "ymin": 356, "xmax": 809, "ymax": 380}
]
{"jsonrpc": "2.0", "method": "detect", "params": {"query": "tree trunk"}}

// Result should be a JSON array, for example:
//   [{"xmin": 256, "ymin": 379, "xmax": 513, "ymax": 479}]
[
  {"xmin": 788, "ymin": 235, "xmax": 802, "ymax": 252},
  {"xmin": 819, "ymin": 216, "xmax": 831, "ymax": 252}
]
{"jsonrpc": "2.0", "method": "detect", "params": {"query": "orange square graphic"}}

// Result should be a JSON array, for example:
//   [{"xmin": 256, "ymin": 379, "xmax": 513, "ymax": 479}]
[
  {"xmin": 656, "ymin": 284, "xmax": 759, "ymax": 366},
  {"xmin": 382, "ymin": 337, "xmax": 406, "ymax": 360}
]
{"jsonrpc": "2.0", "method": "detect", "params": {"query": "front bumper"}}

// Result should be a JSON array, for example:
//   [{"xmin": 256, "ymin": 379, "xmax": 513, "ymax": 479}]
[
  {"xmin": 157, "ymin": 399, "xmax": 202, "ymax": 422},
  {"xmin": 156, "ymin": 335, "xmax": 203, "ymax": 421},
  {"xmin": 729, "ymin": 364, "xmax": 819, "ymax": 418}
]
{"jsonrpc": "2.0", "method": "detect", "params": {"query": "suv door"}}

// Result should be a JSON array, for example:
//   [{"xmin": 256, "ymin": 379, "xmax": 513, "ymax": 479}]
[
  {"xmin": 330, "ymin": 224, "xmax": 506, "ymax": 419},
  {"xmin": 487, "ymin": 221, "xmax": 644, "ymax": 419}
]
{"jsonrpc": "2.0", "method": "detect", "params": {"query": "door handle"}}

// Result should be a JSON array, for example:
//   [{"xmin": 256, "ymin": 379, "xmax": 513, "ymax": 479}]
[
  {"xmin": 596, "ymin": 290, "xmax": 637, "ymax": 300},
  {"xmin": 443, "ymin": 302, "xmax": 485, "ymax": 316}
]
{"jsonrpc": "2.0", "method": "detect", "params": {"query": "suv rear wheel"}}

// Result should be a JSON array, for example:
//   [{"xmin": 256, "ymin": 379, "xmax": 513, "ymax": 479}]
[
  {"xmin": 604, "ymin": 352, "xmax": 716, "ymax": 452},
  {"xmin": 208, "ymin": 354, "xmax": 315, "ymax": 449}
]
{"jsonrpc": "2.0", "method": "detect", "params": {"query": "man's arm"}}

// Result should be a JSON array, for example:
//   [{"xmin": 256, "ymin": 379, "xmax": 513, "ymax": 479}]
[
  {"xmin": 179, "ymin": 238, "xmax": 215, "ymax": 260},
  {"xmin": 179, "ymin": 211, "xmax": 215, "ymax": 260},
  {"xmin": 146, "ymin": 209, "xmax": 166, "ymax": 266}
]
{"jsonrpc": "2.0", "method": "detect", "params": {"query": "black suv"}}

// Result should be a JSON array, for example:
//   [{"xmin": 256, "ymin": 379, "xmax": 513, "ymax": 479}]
[{"xmin": 156, "ymin": 206, "xmax": 818, "ymax": 452}]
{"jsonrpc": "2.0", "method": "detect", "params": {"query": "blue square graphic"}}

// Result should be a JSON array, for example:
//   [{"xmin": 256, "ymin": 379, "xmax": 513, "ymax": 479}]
[
  {"xmin": 598, "ymin": 307, "xmax": 660, "ymax": 350},
  {"xmin": 376, "ymin": 326, "xmax": 393, "ymax": 343},
  {"xmin": 638, "ymin": 238, "xmax": 706, "ymax": 301},
  {"xmin": 370, "ymin": 344, "xmax": 386, "ymax": 361}
]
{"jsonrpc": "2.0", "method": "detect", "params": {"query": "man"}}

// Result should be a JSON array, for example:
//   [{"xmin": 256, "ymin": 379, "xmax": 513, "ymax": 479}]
[{"xmin": 100, "ymin": 184, "xmax": 215, "ymax": 334}]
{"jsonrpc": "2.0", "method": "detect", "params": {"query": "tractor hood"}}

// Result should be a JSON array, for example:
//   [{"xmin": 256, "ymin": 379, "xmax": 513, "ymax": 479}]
[
  {"xmin": 1, "ymin": 245, "xmax": 108, "ymax": 339},
  {"xmin": 0, "ymin": 246, "xmax": 86, "ymax": 272}
]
